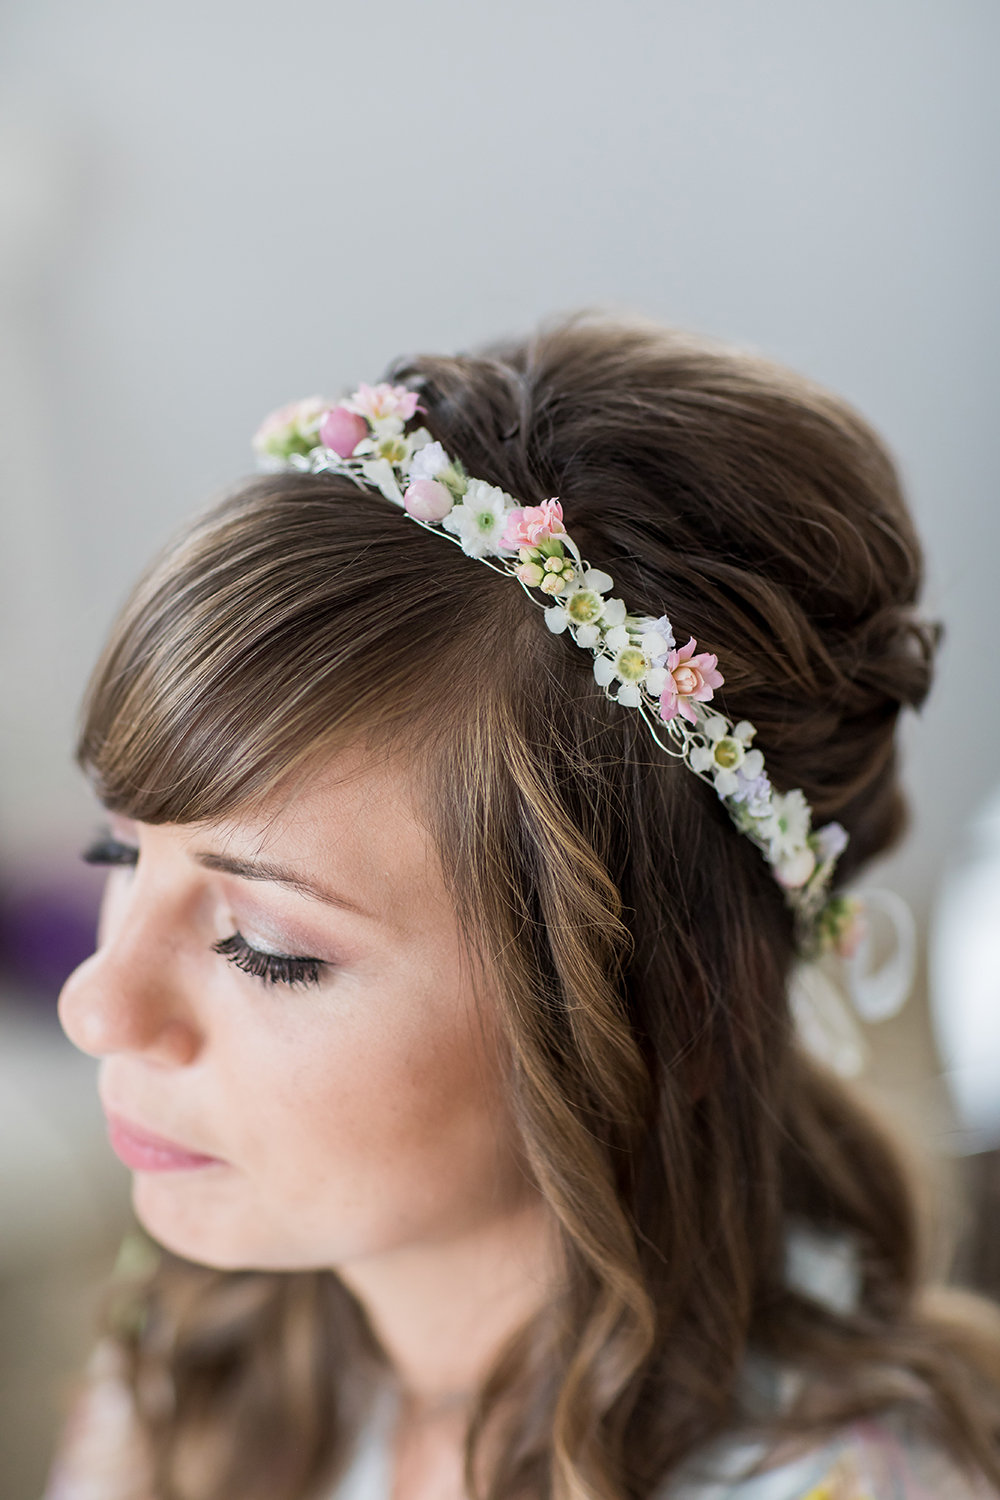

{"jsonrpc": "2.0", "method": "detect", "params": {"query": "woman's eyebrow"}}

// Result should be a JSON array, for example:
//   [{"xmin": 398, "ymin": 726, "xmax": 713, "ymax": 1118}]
[{"xmin": 193, "ymin": 851, "xmax": 369, "ymax": 915}]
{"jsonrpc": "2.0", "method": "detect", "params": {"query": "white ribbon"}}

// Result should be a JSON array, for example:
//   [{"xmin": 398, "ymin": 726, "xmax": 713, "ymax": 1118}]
[
  {"xmin": 844, "ymin": 887, "xmax": 916, "ymax": 1023},
  {"xmin": 790, "ymin": 887, "xmax": 916, "ymax": 1076}
]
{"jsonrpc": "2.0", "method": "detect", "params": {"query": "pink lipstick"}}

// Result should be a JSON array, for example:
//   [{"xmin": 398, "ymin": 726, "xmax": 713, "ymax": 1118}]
[{"xmin": 105, "ymin": 1113, "xmax": 222, "ymax": 1173}]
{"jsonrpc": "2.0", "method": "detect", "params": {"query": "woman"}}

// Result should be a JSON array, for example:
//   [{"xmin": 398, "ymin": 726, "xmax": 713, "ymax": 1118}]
[{"xmin": 50, "ymin": 319, "xmax": 1000, "ymax": 1499}]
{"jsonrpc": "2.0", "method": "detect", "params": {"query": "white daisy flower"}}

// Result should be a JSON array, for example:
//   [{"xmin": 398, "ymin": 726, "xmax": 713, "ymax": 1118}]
[
  {"xmin": 544, "ymin": 569, "xmax": 625, "ymax": 636},
  {"xmin": 760, "ymin": 788, "xmax": 812, "ymax": 862},
  {"xmin": 593, "ymin": 619, "xmax": 677, "ymax": 699},
  {"xmin": 442, "ymin": 480, "xmax": 514, "ymax": 558},
  {"xmin": 689, "ymin": 717, "xmax": 766, "ymax": 795}
]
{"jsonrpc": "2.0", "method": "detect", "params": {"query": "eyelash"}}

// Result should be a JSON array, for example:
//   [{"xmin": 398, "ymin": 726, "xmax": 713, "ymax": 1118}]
[
  {"xmin": 82, "ymin": 836, "xmax": 325, "ymax": 990},
  {"xmin": 83, "ymin": 836, "xmax": 139, "ymax": 867},
  {"xmin": 213, "ymin": 933, "xmax": 326, "ymax": 989}
]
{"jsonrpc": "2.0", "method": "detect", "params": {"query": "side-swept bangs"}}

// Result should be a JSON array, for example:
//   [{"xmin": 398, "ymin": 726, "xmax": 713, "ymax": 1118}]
[{"xmin": 78, "ymin": 474, "xmax": 536, "ymax": 825}]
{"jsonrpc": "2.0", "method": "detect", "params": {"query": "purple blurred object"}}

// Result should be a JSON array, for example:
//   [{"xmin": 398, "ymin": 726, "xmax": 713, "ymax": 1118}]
[{"xmin": 0, "ymin": 868, "xmax": 104, "ymax": 1001}]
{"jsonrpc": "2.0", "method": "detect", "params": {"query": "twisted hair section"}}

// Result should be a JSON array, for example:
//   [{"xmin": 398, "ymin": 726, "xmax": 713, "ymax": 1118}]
[{"xmin": 78, "ymin": 319, "xmax": 1000, "ymax": 1499}]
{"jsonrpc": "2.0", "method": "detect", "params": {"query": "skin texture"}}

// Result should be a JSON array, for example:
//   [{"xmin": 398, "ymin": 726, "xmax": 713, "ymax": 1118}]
[{"xmin": 58, "ymin": 749, "xmax": 556, "ymax": 1499}]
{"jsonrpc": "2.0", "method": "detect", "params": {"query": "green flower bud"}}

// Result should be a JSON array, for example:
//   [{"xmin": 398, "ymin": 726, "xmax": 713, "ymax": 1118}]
[{"xmin": 441, "ymin": 462, "xmax": 469, "ymax": 498}]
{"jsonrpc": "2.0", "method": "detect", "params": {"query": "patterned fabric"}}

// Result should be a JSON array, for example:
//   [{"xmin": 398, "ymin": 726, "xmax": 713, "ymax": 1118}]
[
  {"xmin": 44, "ymin": 1356, "xmax": 996, "ymax": 1500},
  {"xmin": 666, "ymin": 1419, "xmax": 996, "ymax": 1499}
]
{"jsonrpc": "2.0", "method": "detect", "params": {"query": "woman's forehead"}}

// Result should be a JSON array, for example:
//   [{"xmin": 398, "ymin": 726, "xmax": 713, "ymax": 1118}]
[{"xmin": 170, "ymin": 747, "xmax": 444, "ymax": 924}]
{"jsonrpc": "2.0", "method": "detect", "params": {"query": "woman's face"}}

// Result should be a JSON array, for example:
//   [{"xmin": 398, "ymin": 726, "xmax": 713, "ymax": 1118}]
[{"xmin": 59, "ymin": 749, "xmax": 529, "ymax": 1272}]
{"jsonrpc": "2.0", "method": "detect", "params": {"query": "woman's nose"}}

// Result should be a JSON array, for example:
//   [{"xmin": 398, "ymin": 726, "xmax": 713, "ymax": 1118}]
[{"xmin": 58, "ymin": 897, "xmax": 203, "ymax": 1067}]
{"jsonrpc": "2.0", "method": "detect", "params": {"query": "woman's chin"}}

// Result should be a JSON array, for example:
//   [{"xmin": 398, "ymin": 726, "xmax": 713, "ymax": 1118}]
[
  {"xmin": 129, "ymin": 1173, "xmax": 347, "ymax": 1272},
  {"xmin": 130, "ymin": 1171, "xmax": 270, "ymax": 1270}
]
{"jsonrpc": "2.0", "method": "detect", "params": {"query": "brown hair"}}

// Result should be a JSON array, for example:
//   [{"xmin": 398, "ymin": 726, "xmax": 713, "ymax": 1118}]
[{"xmin": 81, "ymin": 318, "xmax": 1000, "ymax": 1499}]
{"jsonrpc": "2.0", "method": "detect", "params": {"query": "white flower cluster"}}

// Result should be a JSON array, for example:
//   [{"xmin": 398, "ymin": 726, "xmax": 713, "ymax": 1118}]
[
  {"xmin": 442, "ymin": 478, "xmax": 514, "ymax": 558},
  {"xmin": 253, "ymin": 384, "xmax": 850, "ymax": 949}
]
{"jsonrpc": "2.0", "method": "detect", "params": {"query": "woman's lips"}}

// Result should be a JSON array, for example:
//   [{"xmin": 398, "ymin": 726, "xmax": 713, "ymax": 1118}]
[{"xmin": 105, "ymin": 1112, "xmax": 223, "ymax": 1173}]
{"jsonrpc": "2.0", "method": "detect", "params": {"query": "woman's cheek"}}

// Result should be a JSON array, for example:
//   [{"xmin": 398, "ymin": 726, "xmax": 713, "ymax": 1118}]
[{"xmin": 238, "ymin": 986, "xmax": 482, "ymax": 1190}]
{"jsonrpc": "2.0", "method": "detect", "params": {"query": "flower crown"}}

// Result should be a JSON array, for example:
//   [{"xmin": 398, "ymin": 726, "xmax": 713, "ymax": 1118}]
[{"xmin": 253, "ymin": 383, "xmax": 854, "ymax": 952}]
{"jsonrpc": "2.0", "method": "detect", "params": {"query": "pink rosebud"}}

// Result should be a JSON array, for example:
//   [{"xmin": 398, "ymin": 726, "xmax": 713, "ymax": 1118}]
[
  {"xmin": 502, "ymin": 498, "xmax": 565, "ymax": 549},
  {"xmin": 319, "ymin": 405, "xmax": 368, "ymax": 458},
  {"xmin": 658, "ymin": 638, "xmax": 725, "ymax": 725},
  {"xmin": 516, "ymin": 561, "xmax": 545, "ymax": 588},
  {"xmin": 404, "ymin": 480, "xmax": 453, "ymax": 523}
]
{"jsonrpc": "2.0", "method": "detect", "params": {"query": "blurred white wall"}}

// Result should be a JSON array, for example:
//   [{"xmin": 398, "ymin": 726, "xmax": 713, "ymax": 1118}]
[
  {"xmin": 0, "ymin": 0, "xmax": 996, "ymax": 916},
  {"xmin": 932, "ymin": 792, "xmax": 1000, "ymax": 1151}
]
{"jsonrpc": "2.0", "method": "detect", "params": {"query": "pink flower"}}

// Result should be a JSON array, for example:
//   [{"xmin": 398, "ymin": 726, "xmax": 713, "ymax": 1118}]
[
  {"xmin": 252, "ymin": 396, "xmax": 329, "ymax": 459},
  {"xmin": 404, "ymin": 479, "xmax": 453, "ymax": 523},
  {"xmin": 658, "ymin": 638, "xmax": 724, "ymax": 724},
  {"xmin": 834, "ymin": 902, "xmax": 867, "ymax": 959},
  {"xmin": 347, "ymin": 381, "xmax": 420, "ymax": 425},
  {"xmin": 319, "ymin": 405, "xmax": 368, "ymax": 458},
  {"xmin": 502, "ymin": 499, "xmax": 566, "ymax": 549}
]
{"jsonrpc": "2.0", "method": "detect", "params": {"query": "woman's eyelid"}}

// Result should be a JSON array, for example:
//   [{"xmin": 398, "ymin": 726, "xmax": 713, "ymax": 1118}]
[
  {"xmin": 105, "ymin": 811, "xmax": 140, "ymax": 844},
  {"xmin": 222, "ymin": 895, "xmax": 350, "ymax": 968},
  {"xmin": 233, "ymin": 928, "xmax": 324, "ymax": 963}
]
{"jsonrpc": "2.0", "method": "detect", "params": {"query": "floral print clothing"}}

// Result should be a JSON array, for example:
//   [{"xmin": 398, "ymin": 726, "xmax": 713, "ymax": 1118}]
[
  {"xmin": 665, "ymin": 1418, "xmax": 995, "ymax": 1500},
  {"xmin": 45, "ymin": 1353, "xmax": 996, "ymax": 1500}
]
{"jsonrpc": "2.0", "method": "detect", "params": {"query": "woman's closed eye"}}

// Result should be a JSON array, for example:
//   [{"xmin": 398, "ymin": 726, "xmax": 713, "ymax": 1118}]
[
  {"xmin": 213, "ymin": 932, "xmax": 326, "ymax": 989},
  {"xmin": 83, "ymin": 835, "xmax": 325, "ymax": 988},
  {"xmin": 83, "ymin": 835, "xmax": 139, "ymax": 867}
]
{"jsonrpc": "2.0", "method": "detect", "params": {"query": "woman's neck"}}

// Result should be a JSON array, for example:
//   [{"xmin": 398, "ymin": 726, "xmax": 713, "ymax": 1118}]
[{"xmin": 336, "ymin": 1194, "xmax": 557, "ymax": 1407}]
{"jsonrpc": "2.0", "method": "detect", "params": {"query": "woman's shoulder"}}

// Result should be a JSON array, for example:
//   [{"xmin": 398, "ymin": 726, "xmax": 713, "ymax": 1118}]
[
  {"xmin": 42, "ymin": 1342, "xmax": 153, "ymax": 1500},
  {"xmin": 666, "ymin": 1417, "xmax": 997, "ymax": 1500}
]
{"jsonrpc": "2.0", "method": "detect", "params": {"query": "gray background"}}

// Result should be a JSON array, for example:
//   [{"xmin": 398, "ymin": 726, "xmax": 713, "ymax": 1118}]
[
  {"xmin": 2, "ymin": 0, "xmax": 997, "ymax": 917},
  {"xmin": 0, "ymin": 4, "xmax": 997, "ymax": 1493}
]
